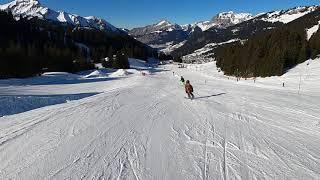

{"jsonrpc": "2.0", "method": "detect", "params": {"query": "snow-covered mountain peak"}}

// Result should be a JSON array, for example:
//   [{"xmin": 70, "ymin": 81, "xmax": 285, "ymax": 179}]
[
  {"xmin": 0, "ymin": 0, "xmax": 46, "ymax": 19},
  {"xmin": 129, "ymin": 19, "xmax": 183, "ymax": 37},
  {"xmin": 152, "ymin": 20, "xmax": 182, "ymax": 31},
  {"xmin": 156, "ymin": 20, "xmax": 172, "ymax": 27},
  {"xmin": 185, "ymin": 11, "xmax": 253, "ymax": 32},
  {"xmin": 211, "ymin": 11, "xmax": 253, "ymax": 28},
  {"xmin": 0, "ymin": 0, "xmax": 119, "ymax": 32},
  {"xmin": 14, "ymin": 0, "xmax": 40, "ymax": 5},
  {"xmin": 216, "ymin": 11, "xmax": 252, "ymax": 18},
  {"xmin": 217, "ymin": 11, "xmax": 235, "ymax": 17},
  {"xmin": 261, "ymin": 5, "xmax": 319, "ymax": 24},
  {"xmin": 6, "ymin": 0, "xmax": 40, "ymax": 6},
  {"xmin": 85, "ymin": 16, "xmax": 98, "ymax": 20}
]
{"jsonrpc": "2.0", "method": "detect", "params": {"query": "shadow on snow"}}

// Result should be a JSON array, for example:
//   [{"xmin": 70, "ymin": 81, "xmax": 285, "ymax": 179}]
[
  {"xmin": 0, "ymin": 93, "xmax": 98, "ymax": 117},
  {"xmin": 193, "ymin": 93, "xmax": 226, "ymax": 100}
]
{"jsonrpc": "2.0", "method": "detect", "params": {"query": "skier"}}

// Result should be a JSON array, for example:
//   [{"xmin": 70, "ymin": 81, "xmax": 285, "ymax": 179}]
[
  {"xmin": 185, "ymin": 80, "xmax": 194, "ymax": 99},
  {"xmin": 180, "ymin": 76, "xmax": 185, "ymax": 85}
]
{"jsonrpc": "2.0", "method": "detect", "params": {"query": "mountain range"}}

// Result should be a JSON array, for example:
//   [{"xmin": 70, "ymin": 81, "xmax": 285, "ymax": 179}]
[
  {"xmin": 2, "ymin": 0, "xmax": 318, "ymax": 58},
  {"xmin": 215, "ymin": 8, "xmax": 320, "ymax": 77},
  {"xmin": 0, "ymin": 0, "xmax": 119, "ymax": 32},
  {"xmin": 0, "ymin": 0, "xmax": 257, "ymax": 55},
  {"xmin": 175, "ymin": 6, "xmax": 319, "ymax": 59},
  {"xmin": 1, "ymin": 0, "xmax": 320, "ymax": 78},
  {"xmin": 0, "ymin": 0, "xmax": 156, "ymax": 78},
  {"xmin": 129, "ymin": 6, "xmax": 319, "ymax": 57},
  {"xmin": 129, "ymin": 12, "xmax": 254, "ymax": 54}
]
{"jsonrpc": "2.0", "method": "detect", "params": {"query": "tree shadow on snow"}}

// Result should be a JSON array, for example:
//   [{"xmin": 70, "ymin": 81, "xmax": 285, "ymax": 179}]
[
  {"xmin": 0, "ymin": 93, "xmax": 99, "ymax": 117},
  {"xmin": 193, "ymin": 93, "xmax": 226, "ymax": 100},
  {"xmin": 0, "ymin": 76, "xmax": 124, "ymax": 86}
]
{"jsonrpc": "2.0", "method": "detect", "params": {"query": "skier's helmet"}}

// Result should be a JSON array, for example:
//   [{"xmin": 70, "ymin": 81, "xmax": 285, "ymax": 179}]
[{"xmin": 186, "ymin": 80, "xmax": 190, "ymax": 84}]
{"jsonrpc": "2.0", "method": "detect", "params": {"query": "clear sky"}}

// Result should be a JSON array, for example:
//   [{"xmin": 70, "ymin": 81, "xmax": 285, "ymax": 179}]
[{"xmin": 1, "ymin": 0, "xmax": 319, "ymax": 29}]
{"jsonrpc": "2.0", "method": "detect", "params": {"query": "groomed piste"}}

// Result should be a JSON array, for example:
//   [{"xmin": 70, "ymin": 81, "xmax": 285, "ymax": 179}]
[{"xmin": 0, "ymin": 58, "xmax": 320, "ymax": 179}]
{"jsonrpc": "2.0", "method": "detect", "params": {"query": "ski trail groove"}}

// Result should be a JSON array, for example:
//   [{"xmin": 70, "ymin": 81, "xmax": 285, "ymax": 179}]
[
  {"xmin": 223, "ymin": 115, "xmax": 229, "ymax": 180},
  {"xmin": 203, "ymin": 118, "xmax": 208, "ymax": 180},
  {"xmin": 127, "ymin": 145, "xmax": 140, "ymax": 180}
]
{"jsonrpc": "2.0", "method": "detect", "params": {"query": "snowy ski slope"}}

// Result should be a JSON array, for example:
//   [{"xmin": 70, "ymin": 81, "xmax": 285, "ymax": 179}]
[{"xmin": 0, "ymin": 59, "xmax": 320, "ymax": 179}]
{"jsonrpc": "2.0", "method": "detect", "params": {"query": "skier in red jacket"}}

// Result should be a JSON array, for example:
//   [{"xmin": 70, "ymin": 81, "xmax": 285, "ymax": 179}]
[{"xmin": 185, "ymin": 80, "xmax": 194, "ymax": 99}]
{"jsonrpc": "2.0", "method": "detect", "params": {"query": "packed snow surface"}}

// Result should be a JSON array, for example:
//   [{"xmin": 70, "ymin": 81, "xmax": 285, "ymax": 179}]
[
  {"xmin": 0, "ymin": 58, "xmax": 320, "ymax": 179},
  {"xmin": 83, "ymin": 70, "xmax": 108, "ymax": 79},
  {"xmin": 108, "ymin": 69, "xmax": 130, "ymax": 78}
]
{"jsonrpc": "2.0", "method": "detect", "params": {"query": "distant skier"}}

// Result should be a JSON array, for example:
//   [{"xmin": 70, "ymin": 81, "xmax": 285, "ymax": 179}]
[
  {"xmin": 180, "ymin": 76, "xmax": 185, "ymax": 85},
  {"xmin": 185, "ymin": 80, "xmax": 194, "ymax": 99}
]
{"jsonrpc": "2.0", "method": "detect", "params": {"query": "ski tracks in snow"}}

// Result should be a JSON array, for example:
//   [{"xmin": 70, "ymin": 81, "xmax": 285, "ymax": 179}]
[
  {"xmin": 179, "ymin": 92, "xmax": 224, "ymax": 180},
  {"xmin": 1, "ymin": 67, "xmax": 320, "ymax": 179}
]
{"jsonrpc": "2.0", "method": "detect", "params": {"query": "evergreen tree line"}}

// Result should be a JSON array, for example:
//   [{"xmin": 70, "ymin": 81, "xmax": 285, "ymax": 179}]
[
  {"xmin": 101, "ymin": 49, "xmax": 130, "ymax": 69},
  {"xmin": 70, "ymin": 27, "xmax": 158, "ymax": 63},
  {"xmin": 0, "ymin": 11, "xmax": 94, "ymax": 78},
  {"xmin": 215, "ymin": 9, "xmax": 320, "ymax": 77},
  {"xmin": 158, "ymin": 52, "xmax": 173, "ymax": 61},
  {"xmin": 0, "ymin": 11, "xmax": 157, "ymax": 78}
]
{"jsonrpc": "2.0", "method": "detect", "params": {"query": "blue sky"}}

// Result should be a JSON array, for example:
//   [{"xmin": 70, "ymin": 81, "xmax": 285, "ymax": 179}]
[{"xmin": 1, "ymin": 0, "xmax": 319, "ymax": 29}]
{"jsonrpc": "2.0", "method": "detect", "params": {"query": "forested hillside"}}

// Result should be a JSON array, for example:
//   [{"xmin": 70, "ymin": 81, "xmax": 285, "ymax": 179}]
[
  {"xmin": 171, "ymin": 20, "xmax": 282, "ymax": 57},
  {"xmin": 0, "ymin": 11, "xmax": 156, "ymax": 78},
  {"xmin": 215, "ymin": 8, "xmax": 320, "ymax": 77}
]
